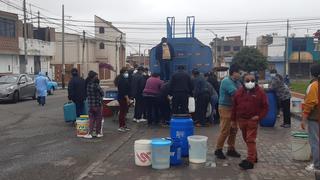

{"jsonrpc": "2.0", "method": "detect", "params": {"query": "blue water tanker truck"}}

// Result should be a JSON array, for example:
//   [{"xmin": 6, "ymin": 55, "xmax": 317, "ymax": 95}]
[{"xmin": 149, "ymin": 16, "xmax": 213, "ymax": 77}]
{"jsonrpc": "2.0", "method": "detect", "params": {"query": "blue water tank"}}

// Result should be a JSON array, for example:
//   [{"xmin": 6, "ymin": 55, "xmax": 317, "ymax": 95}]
[
  {"xmin": 260, "ymin": 91, "xmax": 277, "ymax": 127},
  {"xmin": 166, "ymin": 137, "xmax": 182, "ymax": 165},
  {"xmin": 170, "ymin": 116, "xmax": 194, "ymax": 157},
  {"xmin": 63, "ymin": 102, "xmax": 76, "ymax": 122}
]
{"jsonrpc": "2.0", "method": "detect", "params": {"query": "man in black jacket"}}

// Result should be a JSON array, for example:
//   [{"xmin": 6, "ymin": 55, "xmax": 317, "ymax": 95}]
[
  {"xmin": 155, "ymin": 37, "xmax": 175, "ymax": 81},
  {"xmin": 131, "ymin": 66, "xmax": 147, "ymax": 122},
  {"xmin": 169, "ymin": 65, "xmax": 193, "ymax": 114},
  {"xmin": 68, "ymin": 68, "xmax": 86, "ymax": 117}
]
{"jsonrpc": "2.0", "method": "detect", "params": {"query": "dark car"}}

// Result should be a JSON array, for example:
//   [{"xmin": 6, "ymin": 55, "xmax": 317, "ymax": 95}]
[{"xmin": 0, "ymin": 74, "xmax": 36, "ymax": 103}]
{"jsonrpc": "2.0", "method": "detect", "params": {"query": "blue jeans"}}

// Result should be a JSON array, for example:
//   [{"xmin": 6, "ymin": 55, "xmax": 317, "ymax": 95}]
[
  {"xmin": 75, "ymin": 101, "xmax": 85, "ymax": 117},
  {"xmin": 160, "ymin": 60, "xmax": 171, "ymax": 81},
  {"xmin": 308, "ymin": 120, "xmax": 320, "ymax": 169}
]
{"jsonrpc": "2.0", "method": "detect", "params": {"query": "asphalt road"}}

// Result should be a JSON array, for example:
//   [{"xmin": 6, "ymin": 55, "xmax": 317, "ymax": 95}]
[{"xmin": 0, "ymin": 90, "xmax": 136, "ymax": 180}]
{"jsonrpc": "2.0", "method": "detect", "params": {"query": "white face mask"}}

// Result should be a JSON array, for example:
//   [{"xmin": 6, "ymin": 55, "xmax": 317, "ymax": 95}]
[
  {"xmin": 123, "ymin": 73, "xmax": 129, "ymax": 78},
  {"xmin": 244, "ymin": 82, "xmax": 256, "ymax": 89},
  {"xmin": 270, "ymin": 73, "xmax": 276, "ymax": 78}
]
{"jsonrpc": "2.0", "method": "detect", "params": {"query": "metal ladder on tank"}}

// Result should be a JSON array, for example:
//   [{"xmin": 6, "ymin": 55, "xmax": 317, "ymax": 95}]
[{"xmin": 166, "ymin": 16, "xmax": 195, "ymax": 39}]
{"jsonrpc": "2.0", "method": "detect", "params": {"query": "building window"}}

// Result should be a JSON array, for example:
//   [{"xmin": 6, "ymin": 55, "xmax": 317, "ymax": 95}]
[
  {"xmin": 99, "ymin": 27, "xmax": 105, "ymax": 34},
  {"xmin": 292, "ymin": 39, "xmax": 307, "ymax": 51},
  {"xmin": 217, "ymin": 46, "xmax": 221, "ymax": 52},
  {"xmin": 0, "ymin": 17, "xmax": 16, "ymax": 38},
  {"xmin": 224, "ymin": 46, "xmax": 231, "ymax": 52},
  {"xmin": 99, "ymin": 42, "xmax": 105, "ymax": 49},
  {"xmin": 8, "ymin": 65, "xmax": 10, "ymax": 71},
  {"xmin": 233, "ymin": 46, "xmax": 240, "ymax": 51}
]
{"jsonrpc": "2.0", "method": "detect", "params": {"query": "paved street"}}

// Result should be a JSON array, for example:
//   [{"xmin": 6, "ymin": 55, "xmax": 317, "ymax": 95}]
[{"xmin": 0, "ymin": 90, "xmax": 316, "ymax": 180}]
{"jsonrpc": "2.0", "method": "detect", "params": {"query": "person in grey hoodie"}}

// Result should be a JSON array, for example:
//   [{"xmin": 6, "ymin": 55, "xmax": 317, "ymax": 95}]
[{"xmin": 270, "ymin": 69, "xmax": 291, "ymax": 128}]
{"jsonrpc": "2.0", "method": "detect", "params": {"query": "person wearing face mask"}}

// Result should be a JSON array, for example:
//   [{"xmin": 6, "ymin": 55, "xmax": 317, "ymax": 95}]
[
  {"xmin": 84, "ymin": 71, "xmax": 104, "ymax": 139},
  {"xmin": 269, "ymin": 69, "xmax": 291, "ymax": 128},
  {"xmin": 215, "ymin": 64, "xmax": 242, "ymax": 160},
  {"xmin": 231, "ymin": 73, "xmax": 268, "ymax": 170},
  {"xmin": 116, "ymin": 68, "xmax": 131, "ymax": 132}
]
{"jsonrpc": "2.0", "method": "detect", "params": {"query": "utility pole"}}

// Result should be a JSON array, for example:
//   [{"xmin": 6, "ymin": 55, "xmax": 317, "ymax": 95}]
[
  {"xmin": 215, "ymin": 34, "xmax": 218, "ymax": 66},
  {"xmin": 37, "ymin": 11, "xmax": 40, "ymax": 28},
  {"xmin": 61, "ymin": 4, "xmax": 65, "ymax": 89},
  {"xmin": 245, "ymin": 22, "xmax": 248, "ymax": 46},
  {"xmin": 139, "ymin": 43, "xmax": 141, "ymax": 66},
  {"xmin": 23, "ymin": 0, "xmax": 27, "ymax": 73},
  {"xmin": 285, "ymin": 19, "xmax": 290, "ymax": 76},
  {"xmin": 82, "ymin": 30, "xmax": 85, "ymax": 77}
]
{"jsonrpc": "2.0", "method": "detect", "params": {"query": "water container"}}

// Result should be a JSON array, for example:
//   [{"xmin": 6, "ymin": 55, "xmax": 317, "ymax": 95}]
[
  {"xmin": 291, "ymin": 99, "xmax": 302, "ymax": 113},
  {"xmin": 64, "ymin": 102, "xmax": 76, "ymax": 122},
  {"xmin": 105, "ymin": 90, "xmax": 118, "ymax": 99},
  {"xmin": 188, "ymin": 135, "xmax": 208, "ymax": 163},
  {"xmin": 291, "ymin": 132, "xmax": 311, "ymax": 161},
  {"xmin": 76, "ymin": 118, "xmax": 89, "ymax": 137},
  {"xmin": 134, "ymin": 139, "xmax": 152, "ymax": 166},
  {"xmin": 151, "ymin": 138, "xmax": 171, "ymax": 170},
  {"xmin": 170, "ymin": 116, "xmax": 194, "ymax": 157},
  {"xmin": 166, "ymin": 137, "xmax": 182, "ymax": 166},
  {"xmin": 102, "ymin": 98, "xmax": 115, "ymax": 117},
  {"xmin": 260, "ymin": 91, "xmax": 277, "ymax": 127}
]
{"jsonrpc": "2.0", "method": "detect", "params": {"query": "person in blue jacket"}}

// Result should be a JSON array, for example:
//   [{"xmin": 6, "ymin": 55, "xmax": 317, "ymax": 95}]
[{"xmin": 35, "ymin": 72, "xmax": 49, "ymax": 106}]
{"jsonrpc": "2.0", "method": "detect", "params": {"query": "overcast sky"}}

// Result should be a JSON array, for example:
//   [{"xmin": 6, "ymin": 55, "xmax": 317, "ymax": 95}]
[{"xmin": 2, "ymin": 0, "xmax": 320, "ymax": 53}]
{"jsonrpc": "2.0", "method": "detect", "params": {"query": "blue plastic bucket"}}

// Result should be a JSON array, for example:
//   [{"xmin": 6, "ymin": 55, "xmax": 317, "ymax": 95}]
[
  {"xmin": 166, "ymin": 137, "xmax": 182, "ymax": 166},
  {"xmin": 151, "ymin": 138, "xmax": 171, "ymax": 170},
  {"xmin": 170, "ymin": 116, "xmax": 194, "ymax": 157}
]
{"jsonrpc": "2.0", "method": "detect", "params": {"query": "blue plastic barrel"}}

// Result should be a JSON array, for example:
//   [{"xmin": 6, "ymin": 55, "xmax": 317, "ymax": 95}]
[
  {"xmin": 63, "ymin": 102, "xmax": 76, "ymax": 122},
  {"xmin": 151, "ymin": 138, "xmax": 171, "ymax": 170},
  {"xmin": 170, "ymin": 116, "xmax": 194, "ymax": 157},
  {"xmin": 260, "ymin": 91, "xmax": 277, "ymax": 127},
  {"xmin": 166, "ymin": 137, "xmax": 182, "ymax": 166}
]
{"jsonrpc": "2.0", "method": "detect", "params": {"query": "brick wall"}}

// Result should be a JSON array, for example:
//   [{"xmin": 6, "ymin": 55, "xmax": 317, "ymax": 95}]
[{"xmin": 0, "ymin": 11, "xmax": 18, "ymax": 54}]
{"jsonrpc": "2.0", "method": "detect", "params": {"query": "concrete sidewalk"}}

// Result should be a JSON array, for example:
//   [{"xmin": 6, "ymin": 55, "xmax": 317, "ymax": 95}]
[{"xmin": 81, "ymin": 117, "xmax": 314, "ymax": 180}]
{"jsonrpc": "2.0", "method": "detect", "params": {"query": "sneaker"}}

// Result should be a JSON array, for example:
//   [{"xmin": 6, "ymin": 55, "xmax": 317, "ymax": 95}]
[
  {"xmin": 239, "ymin": 160, "xmax": 254, "ymax": 170},
  {"xmin": 139, "ymin": 118, "xmax": 147, "ymax": 122},
  {"xmin": 227, "ymin": 149, "xmax": 241, "ymax": 158},
  {"xmin": 132, "ymin": 118, "xmax": 138, "ymax": 122},
  {"xmin": 306, "ymin": 164, "xmax": 314, "ymax": 172},
  {"xmin": 97, "ymin": 134, "xmax": 103, "ymax": 138},
  {"xmin": 280, "ymin": 124, "xmax": 291, "ymax": 128},
  {"xmin": 118, "ymin": 127, "xmax": 126, "ymax": 132},
  {"xmin": 83, "ymin": 134, "xmax": 93, "ymax": 139},
  {"xmin": 214, "ymin": 149, "xmax": 226, "ymax": 159},
  {"xmin": 124, "ymin": 127, "xmax": 131, "ymax": 131}
]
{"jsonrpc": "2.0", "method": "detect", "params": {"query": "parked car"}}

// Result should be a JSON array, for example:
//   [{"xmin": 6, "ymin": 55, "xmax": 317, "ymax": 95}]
[
  {"xmin": 29, "ymin": 75, "xmax": 58, "ymax": 95},
  {"xmin": 0, "ymin": 74, "xmax": 36, "ymax": 103}
]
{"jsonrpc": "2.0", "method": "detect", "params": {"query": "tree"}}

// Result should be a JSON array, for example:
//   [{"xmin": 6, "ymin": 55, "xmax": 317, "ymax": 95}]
[{"xmin": 232, "ymin": 46, "xmax": 268, "ymax": 72}]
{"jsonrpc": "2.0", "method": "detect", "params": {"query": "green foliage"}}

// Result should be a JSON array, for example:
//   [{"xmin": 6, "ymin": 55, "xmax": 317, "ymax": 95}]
[{"xmin": 232, "ymin": 46, "xmax": 268, "ymax": 72}]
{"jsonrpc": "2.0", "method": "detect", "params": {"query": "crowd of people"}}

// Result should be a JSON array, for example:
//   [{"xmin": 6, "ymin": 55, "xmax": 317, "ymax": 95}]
[
  {"xmin": 114, "ymin": 65, "xmax": 220, "ymax": 129},
  {"xmin": 63, "ymin": 61, "xmax": 320, "ymax": 172}
]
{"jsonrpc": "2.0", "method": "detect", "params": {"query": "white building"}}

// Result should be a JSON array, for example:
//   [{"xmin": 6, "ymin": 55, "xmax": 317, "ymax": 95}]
[{"xmin": 52, "ymin": 15, "xmax": 126, "ymax": 83}]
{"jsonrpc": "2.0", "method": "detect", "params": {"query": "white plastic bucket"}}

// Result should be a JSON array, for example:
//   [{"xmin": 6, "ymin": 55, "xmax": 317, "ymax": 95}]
[
  {"xmin": 76, "ymin": 118, "xmax": 89, "ymax": 137},
  {"xmin": 291, "ymin": 132, "xmax": 311, "ymax": 161},
  {"xmin": 134, "ymin": 139, "xmax": 152, "ymax": 166},
  {"xmin": 291, "ymin": 100, "xmax": 302, "ymax": 113},
  {"xmin": 188, "ymin": 135, "xmax": 208, "ymax": 163}
]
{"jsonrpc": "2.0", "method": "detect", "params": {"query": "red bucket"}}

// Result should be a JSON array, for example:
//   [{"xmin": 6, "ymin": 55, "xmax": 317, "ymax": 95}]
[{"xmin": 102, "ymin": 98, "xmax": 114, "ymax": 117}]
